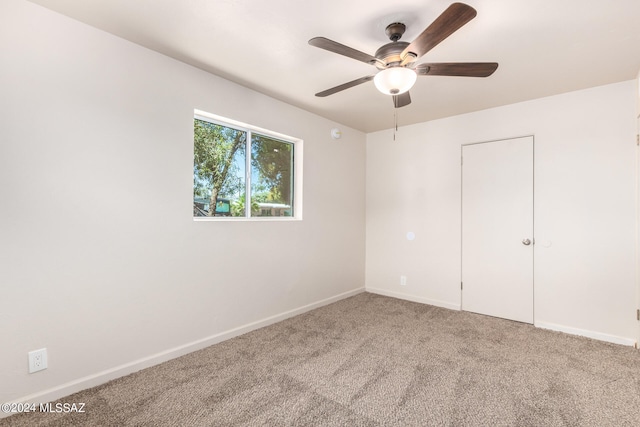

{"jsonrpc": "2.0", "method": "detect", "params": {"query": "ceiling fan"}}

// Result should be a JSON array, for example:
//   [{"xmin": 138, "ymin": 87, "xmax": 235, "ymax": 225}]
[{"xmin": 308, "ymin": 2, "xmax": 498, "ymax": 108}]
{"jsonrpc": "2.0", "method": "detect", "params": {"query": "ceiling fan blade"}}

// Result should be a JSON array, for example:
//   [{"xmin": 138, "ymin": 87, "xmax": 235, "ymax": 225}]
[
  {"xmin": 416, "ymin": 62, "xmax": 498, "ymax": 77},
  {"xmin": 309, "ymin": 37, "xmax": 378, "ymax": 65},
  {"xmin": 401, "ymin": 3, "xmax": 477, "ymax": 61},
  {"xmin": 393, "ymin": 92, "xmax": 411, "ymax": 108},
  {"xmin": 315, "ymin": 75, "xmax": 375, "ymax": 97}
]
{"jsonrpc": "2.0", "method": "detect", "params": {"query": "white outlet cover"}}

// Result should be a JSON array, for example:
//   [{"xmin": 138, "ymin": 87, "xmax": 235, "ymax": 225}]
[{"xmin": 28, "ymin": 348, "xmax": 48, "ymax": 373}]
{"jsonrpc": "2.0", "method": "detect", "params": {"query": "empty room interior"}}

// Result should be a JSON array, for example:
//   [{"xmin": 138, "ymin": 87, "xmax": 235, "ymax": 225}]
[{"xmin": 2, "ymin": 0, "xmax": 640, "ymax": 424}]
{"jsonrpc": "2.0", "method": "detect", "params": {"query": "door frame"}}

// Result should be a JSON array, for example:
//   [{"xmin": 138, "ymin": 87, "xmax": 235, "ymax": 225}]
[{"xmin": 636, "ymin": 115, "xmax": 640, "ymax": 349}]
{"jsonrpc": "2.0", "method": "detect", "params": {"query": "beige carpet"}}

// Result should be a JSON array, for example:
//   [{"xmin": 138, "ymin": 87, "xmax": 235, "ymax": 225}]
[{"xmin": 3, "ymin": 292, "xmax": 640, "ymax": 426}]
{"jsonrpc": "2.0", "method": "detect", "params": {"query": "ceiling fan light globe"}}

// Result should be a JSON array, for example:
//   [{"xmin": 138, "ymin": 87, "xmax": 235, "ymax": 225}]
[{"xmin": 374, "ymin": 67, "xmax": 417, "ymax": 95}]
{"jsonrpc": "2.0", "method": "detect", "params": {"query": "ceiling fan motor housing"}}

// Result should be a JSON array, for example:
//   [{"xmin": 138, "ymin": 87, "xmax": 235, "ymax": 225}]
[
  {"xmin": 373, "ymin": 22, "xmax": 410, "ymax": 69},
  {"xmin": 374, "ymin": 41, "xmax": 409, "ymax": 69}
]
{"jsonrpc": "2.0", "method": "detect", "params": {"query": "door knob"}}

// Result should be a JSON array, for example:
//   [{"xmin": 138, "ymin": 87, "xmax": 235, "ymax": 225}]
[{"xmin": 522, "ymin": 239, "xmax": 531, "ymax": 246}]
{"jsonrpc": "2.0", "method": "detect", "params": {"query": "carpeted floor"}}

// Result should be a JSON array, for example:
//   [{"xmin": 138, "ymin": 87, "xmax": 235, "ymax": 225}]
[{"xmin": 3, "ymin": 292, "xmax": 640, "ymax": 426}]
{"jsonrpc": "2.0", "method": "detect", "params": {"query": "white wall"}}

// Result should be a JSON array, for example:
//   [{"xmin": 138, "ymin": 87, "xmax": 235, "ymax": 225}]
[
  {"xmin": 367, "ymin": 80, "xmax": 637, "ymax": 345},
  {"xmin": 637, "ymin": 69, "xmax": 640, "ymax": 114},
  {"xmin": 0, "ymin": 0, "xmax": 366, "ymax": 404}
]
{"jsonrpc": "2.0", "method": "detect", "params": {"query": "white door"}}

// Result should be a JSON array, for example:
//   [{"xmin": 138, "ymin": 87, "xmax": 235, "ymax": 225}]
[{"xmin": 462, "ymin": 136, "xmax": 534, "ymax": 323}]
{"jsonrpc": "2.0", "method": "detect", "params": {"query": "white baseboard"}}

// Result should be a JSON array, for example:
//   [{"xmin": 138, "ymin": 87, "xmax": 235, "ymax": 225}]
[
  {"xmin": 534, "ymin": 320, "xmax": 637, "ymax": 347},
  {"xmin": 366, "ymin": 287, "xmax": 637, "ymax": 348},
  {"xmin": 366, "ymin": 287, "xmax": 461, "ymax": 311},
  {"xmin": 7, "ymin": 287, "xmax": 631, "ymax": 420},
  {"xmin": 3, "ymin": 287, "xmax": 365, "ymax": 416}
]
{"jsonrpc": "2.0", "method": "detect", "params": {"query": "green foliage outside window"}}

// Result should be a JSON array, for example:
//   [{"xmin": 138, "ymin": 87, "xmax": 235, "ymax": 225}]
[{"xmin": 193, "ymin": 117, "xmax": 294, "ymax": 218}]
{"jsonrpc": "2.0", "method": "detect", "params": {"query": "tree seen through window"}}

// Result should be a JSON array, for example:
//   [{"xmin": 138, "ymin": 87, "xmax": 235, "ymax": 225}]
[{"xmin": 193, "ymin": 118, "xmax": 294, "ymax": 217}]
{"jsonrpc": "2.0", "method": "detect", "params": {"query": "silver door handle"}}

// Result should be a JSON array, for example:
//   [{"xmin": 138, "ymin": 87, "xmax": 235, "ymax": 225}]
[{"xmin": 522, "ymin": 239, "xmax": 531, "ymax": 246}]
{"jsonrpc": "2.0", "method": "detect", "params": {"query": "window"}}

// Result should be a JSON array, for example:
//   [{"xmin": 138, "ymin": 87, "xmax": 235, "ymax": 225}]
[{"xmin": 193, "ymin": 110, "xmax": 301, "ymax": 220}]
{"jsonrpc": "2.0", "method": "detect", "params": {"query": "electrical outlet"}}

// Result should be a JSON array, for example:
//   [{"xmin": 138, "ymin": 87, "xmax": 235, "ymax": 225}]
[
  {"xmin": 400, "ymin": 275, "xmax": 407, "ymax": 286},
  {"xmin": 28, "ymin": 348, "xmax": 48, "ymax": 373}
]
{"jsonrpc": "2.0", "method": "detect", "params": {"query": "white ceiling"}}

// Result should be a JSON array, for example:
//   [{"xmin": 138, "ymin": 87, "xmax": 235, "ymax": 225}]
[{"xmin": 28, "ymin": 0, "xmax": 640, "ymax": 133}]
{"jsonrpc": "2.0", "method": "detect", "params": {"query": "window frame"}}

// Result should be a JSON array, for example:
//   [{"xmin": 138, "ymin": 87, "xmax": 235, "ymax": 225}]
[{"xmin": 193, "ymin": 109, "xmax": 303, "ymax": 221}]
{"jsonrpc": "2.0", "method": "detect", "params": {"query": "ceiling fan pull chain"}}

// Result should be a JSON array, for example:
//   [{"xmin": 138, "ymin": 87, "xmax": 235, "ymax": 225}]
[{"xmin": 394, "ymin": 109, "xmax": 397, "ymax": 141}]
